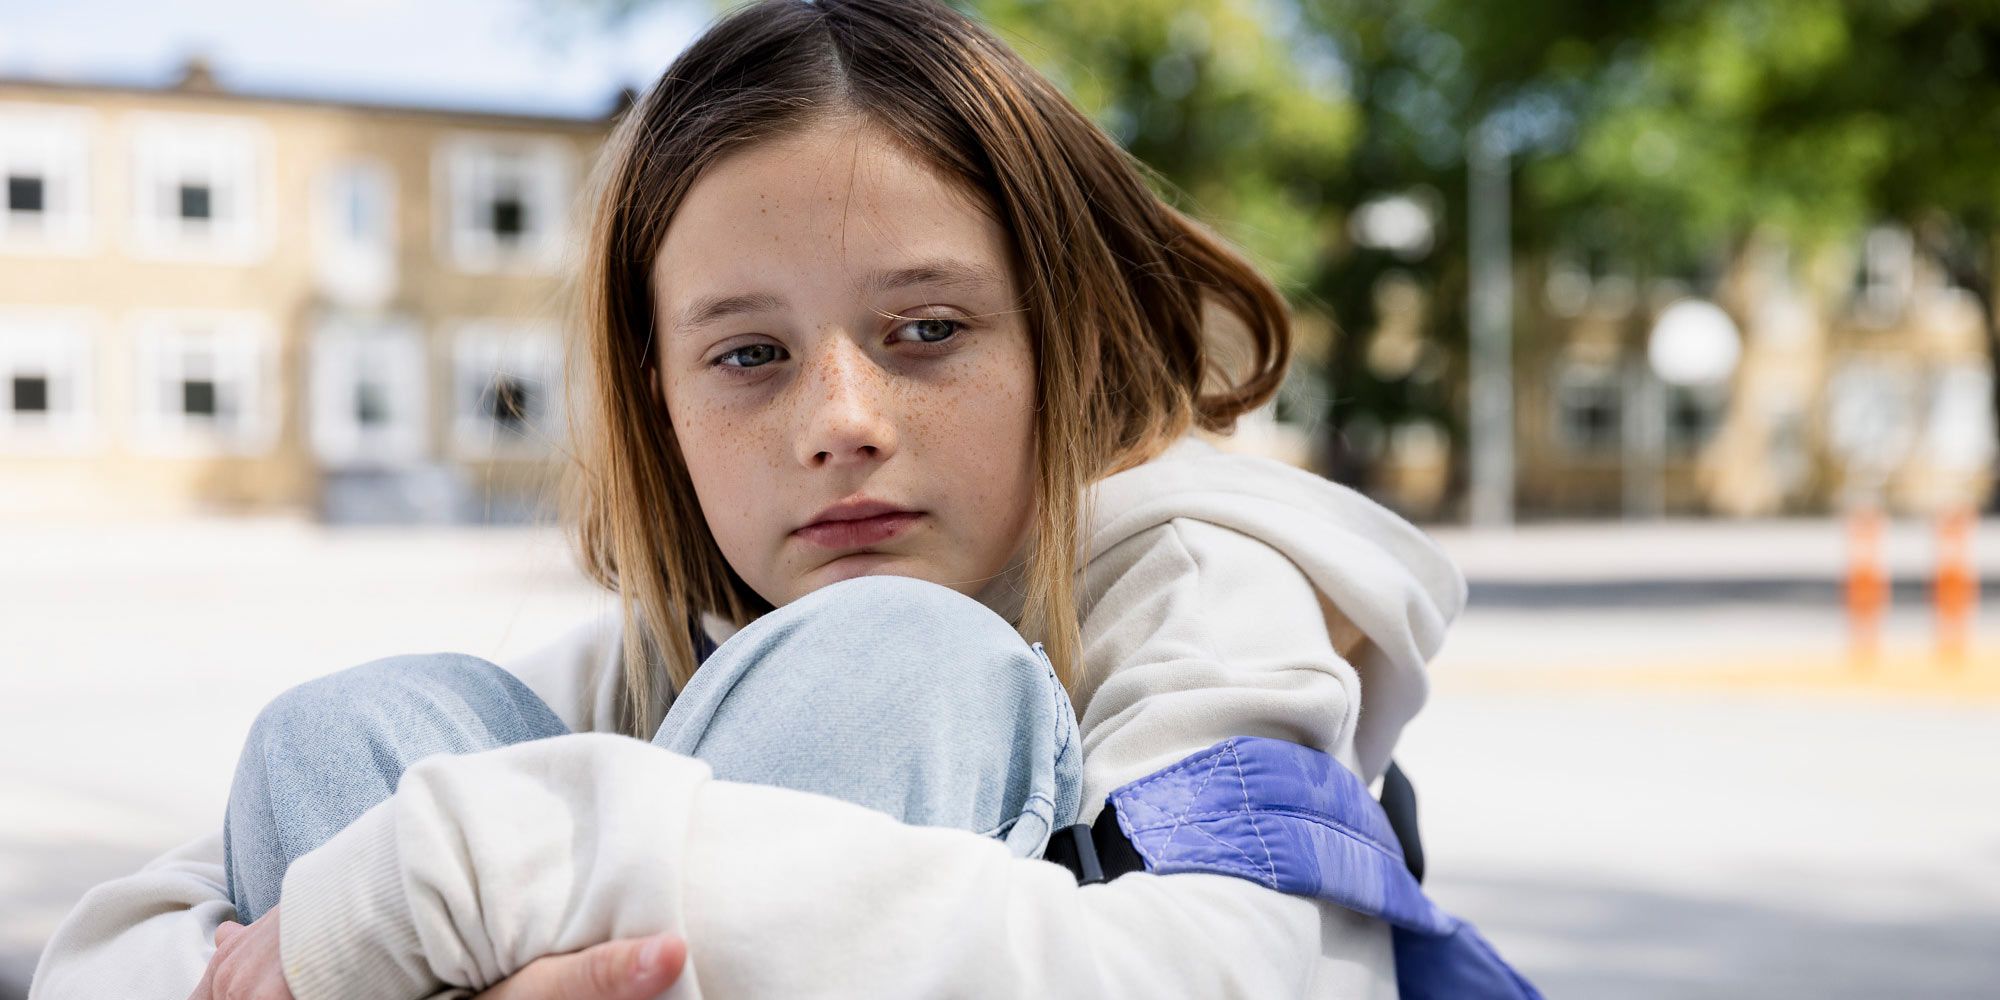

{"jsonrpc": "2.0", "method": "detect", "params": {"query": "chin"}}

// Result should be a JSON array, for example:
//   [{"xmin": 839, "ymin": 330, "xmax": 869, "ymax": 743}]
[{"xmin": 804, "ymin": 552, "xmax": 912, "ymax": 591}]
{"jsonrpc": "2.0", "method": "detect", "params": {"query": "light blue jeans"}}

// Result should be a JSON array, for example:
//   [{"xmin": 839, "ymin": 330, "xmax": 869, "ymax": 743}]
[{"xmin": 223, "ymin": 574, "xmax": 1084, "ymax": 924}]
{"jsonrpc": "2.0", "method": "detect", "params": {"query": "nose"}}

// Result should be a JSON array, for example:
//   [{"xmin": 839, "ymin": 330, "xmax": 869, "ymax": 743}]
[{"xmin": 794, "ymin": 334, "xmax": 898, "ymax": 469}]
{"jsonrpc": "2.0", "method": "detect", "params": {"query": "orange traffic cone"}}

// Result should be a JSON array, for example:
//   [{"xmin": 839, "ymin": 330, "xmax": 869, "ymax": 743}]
[
  {"xmin": 1935, "ymin": 507, "xmax": 1976, "ymax": 671},
  {"xmin": 1846, "ymin": 508, "xmax": 1888, "ymax": 671}
]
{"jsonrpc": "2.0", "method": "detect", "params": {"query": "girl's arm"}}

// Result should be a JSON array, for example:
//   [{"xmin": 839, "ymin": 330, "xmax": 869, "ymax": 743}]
[
  {"xmin": 280, "ymin": 737, "xmax": 1379, "ymax": 1000},
  {"xmin": 28, "ymin": 831, "xmax": 236, "ymax": 999},
  {"xmin": 276, "ymin": 520, "xmax": 1408, "ymax": 999}
]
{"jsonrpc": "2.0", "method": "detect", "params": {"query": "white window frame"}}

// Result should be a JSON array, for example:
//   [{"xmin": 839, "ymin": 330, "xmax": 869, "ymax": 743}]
[
  {"xmin": 0, "ymin": 103, "xmax": 93, "ymax": 255},
  {"xmin": 127, "ymin": 113, "xmax": 272, "ymax": 264},
  {"xmin": 435, "ymin": 134, "xmax": 572, "ymax": 274},
  {"xmin": 312, "ymin": 159, "xmax": 399, "ymax": 306},
  {"xmin": 450, "ymin": 320, "xmax": 565, "ymax": 458},
  {"xmin": 1921, "ymin": 363, "xmax": 1997, "ymax": 472},
  {"xmin": 309, "ymin": 314, "xmax": 428, "ymax": 467},
  {"xmin": 1824, "ymin": 355, "xmax": 1922, "ymax": 474},
  {"xmin": 0, "ymin": 308, "xmax": 97, "ymax": 452},
  {"xmin": 131, "ymin": 310, "xmax": 277, "ymax": 455}
]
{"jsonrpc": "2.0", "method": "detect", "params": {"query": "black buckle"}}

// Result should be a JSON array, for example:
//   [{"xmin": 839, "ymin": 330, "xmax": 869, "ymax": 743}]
[{"xmin": 1043, "ymin": 801, "xmax": 1146, "ymax": 885}]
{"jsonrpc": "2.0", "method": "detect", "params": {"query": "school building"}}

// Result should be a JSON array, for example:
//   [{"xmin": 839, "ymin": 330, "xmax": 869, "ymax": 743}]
[{"xmin": 0, "ymin": 61, "xmax": 612, "ymax": 521}]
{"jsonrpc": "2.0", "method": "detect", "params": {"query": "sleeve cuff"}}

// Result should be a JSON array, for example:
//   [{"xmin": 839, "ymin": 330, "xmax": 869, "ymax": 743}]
[{"xmin": 278, "ymin": 800, "xmax": 434, "ymax": 1000}]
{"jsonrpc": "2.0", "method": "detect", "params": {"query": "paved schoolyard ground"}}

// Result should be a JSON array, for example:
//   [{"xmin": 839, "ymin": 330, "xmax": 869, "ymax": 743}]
[{"xmin": 3, "ymin": 516, "xmax": 1997, "ymax": 997}]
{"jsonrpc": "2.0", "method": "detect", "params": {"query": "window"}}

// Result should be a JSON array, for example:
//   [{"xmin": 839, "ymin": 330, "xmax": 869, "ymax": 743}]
[
  {"xmin": 437, "ymin": 136, "xmax": 571, "ymax": 273},
  {"xmin": 451, "ymin": 321, "xmax": 564, "ymax": 457},
  {"xmin": 1665, "ymin": 383, "xmax": 1728, "ymax": 454},
  {"xmin": 1852, "ymin": 225, "xmax": 1914, "ymax": 327},
  {"xmin": 182, "ymin": 377, "xmax": 219, "ymax": 416},
  {"xmin": 491, "ymin": 193, "xmax": 525, "ymax": 241},
  {"xmin": 313, "ymin": 160, "xmax": 397, "ymax": 306},
  {"xmin": 1544, "ymin": 243, "xmax": 1636, "ymax": 318},
  {"xmin": 133, "ymin": 311, "xmax": 275, "ymax": 454},
  {"xmin": 356, "ymin": 381, "xmax": 390, "ymax": 426},
  {"xmin": 1823, "ymin": 357, "xmax": 1920, "ymax": 474},
  {"xmin": 1921, "ymin": 364, "xmax": 1997, "ymax": 472},
  {"xmin": 309, "ymin": 316, "xmax": 427, "ymax": 466},
  {"xmin": 129, "ymin": 114, "xmax": 269, "ymax": 262},
  {"xmin": 13, "ymin": 374, "xmax": 49, "ymax": 412},
  {"xmin": 9, "ymin": 174, "xmax": 45, "ymax": 214},
  {"xmin": 178, "ymin": 182, "xmax": 212, "ymax": 221},
  {"xmin": 1553, "ymin": 361, "xmax": 1623, "ymax": 454},
  {"xmin": 481, "ymin": 375, "xmax": 535, "ymax": 431},
  {"xmin": 0, "ymin": 103, "xmax": 92, "ymax": 253},
  {"xmin": 0, "ymin": 310, "xmax": 95, "ymax": 450}
]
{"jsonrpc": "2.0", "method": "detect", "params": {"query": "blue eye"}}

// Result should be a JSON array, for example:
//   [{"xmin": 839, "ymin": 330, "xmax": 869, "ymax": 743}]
[
  {"xmin": 895, "ymin": 317, "xmax": 964, "ymax": 345},
  {"xmin": 714, "ymin": 343, "xmax": 785, "ymax": 369}
]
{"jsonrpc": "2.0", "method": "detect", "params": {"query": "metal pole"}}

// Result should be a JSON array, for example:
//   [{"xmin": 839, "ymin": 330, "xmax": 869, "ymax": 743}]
[
  {"xmin": 1468, "ymin": 121, "xmax": 1514, "ymax": 527},
  {"xmin": 1623, "ymin": 356, "xmax": 1665, "ymax": 519}
]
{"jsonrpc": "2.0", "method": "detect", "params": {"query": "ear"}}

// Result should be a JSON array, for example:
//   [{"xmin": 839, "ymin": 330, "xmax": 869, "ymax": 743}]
[{"xmin": 645, "ymin": 361, "xmax": 665, "ymax": 408}]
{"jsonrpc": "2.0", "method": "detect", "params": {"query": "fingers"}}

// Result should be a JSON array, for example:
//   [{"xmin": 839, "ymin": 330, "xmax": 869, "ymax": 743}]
[
  {"xmin": 571, "ymin": 933, "xmax": 687, "ymax": 999},
  {"xmin": 188, "ymin": 921, "xmax": 238, "ymax": 1000},
  {"xmin": 635, "ymin": 935, "xmax": 688, "ymax": 993},
  {"xmin": 477, "ymin": 933, "xmax": 687, "ymax": 1000},
  {"xmin": 187, "ymin": 961, "xmax": 216, "ymax": 1000}
]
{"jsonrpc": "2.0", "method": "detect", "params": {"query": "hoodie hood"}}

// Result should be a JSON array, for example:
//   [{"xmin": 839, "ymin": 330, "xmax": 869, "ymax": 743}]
[{"xmin": 1072, "ymin": 434, "xmax": 1467, "ymax": 778}]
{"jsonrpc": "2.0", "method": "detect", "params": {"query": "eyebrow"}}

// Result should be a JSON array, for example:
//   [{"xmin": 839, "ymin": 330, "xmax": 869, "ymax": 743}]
[{"xmin": 669, "ymin": 258, "xmax": 1006, "ymax": 337}]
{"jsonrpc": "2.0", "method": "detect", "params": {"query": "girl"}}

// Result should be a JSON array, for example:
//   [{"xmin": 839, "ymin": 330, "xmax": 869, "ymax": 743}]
[{"xmin": 29, "ymin": 0, "xmax": 1469, "ymax": 997}]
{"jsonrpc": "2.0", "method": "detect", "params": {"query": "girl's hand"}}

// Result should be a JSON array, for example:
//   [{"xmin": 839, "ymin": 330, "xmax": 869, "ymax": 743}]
[
  {"xmin": 185, "ymin": 900, "xmax": 686, "ymax": 1000},
  {"xmin": 188, "ymin": 904, "xmax": 292, "ymax": 1000},
  {"xmin": 473, "ymin": 933, "xmax": 688, "ymax": 1000}
]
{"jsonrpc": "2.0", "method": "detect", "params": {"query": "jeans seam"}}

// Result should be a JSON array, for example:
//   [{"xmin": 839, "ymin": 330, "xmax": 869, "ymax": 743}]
[
  {"xmin": 978, "ymin": 790, "xmax": 1055, "ymax": 838},
  {"xmin": 1032, "ymin": 643, "xmax": 1074, "ymax": 763}
]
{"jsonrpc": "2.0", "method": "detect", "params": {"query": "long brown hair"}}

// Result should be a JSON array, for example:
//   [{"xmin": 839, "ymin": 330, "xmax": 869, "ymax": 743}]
[{"xmin": 563, "ymin": 0, "xmax": 1292, "ymax": 736}]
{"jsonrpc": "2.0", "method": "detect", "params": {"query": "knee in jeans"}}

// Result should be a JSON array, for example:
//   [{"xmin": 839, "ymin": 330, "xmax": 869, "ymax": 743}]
[
  {"xmin": 774, "ymin": 574, "xmax": 1050, "ymax": 699},
  {"xmin": 245, "ymin": 652, "xmax": 518, "ymax": 750}
]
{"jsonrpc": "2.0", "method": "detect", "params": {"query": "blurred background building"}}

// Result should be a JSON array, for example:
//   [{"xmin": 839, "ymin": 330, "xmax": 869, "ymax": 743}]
[
  {"xmin": 0, "ymin": 62, "xmax": 610, "ymax": 522},
  {"xmin": 1510, "ymin": 228, "xmax": 1996, "ymax": 519}
]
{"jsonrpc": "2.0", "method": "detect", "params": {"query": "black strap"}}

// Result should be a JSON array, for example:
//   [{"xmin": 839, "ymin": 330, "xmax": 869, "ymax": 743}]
[
  {"xmin": 1378, "ymin": 760, "xmax": 1424, "ymax": 884},
  {"xmin": 1041, "ymin": 800, "xmax": 1145, "ymax": 885},
  {"xmin": 1044, "ymin": 759, "xmax": 1426, "ymax": 886}
]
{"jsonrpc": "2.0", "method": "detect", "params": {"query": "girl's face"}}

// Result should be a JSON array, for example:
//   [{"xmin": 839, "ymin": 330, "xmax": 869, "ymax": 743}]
[{"xmin": 652, "ymin": 116, "xmax": 1039, "ymax": 609}]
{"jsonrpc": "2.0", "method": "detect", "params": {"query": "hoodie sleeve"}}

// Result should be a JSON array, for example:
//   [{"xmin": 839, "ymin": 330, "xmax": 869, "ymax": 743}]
[
  {"xmin": 275, "ymin": 518, "xmax": 1400, "ymax": 1000},
  {"xmin": 26, "ymin": 830, "xmax": 236, "ymax": 1000}
]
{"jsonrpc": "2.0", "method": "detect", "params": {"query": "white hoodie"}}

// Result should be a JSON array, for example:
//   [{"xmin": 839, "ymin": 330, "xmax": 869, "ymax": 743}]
[{"xmin": 28, "ymin": 434, "xmax": 1465, "ymax": 1000}]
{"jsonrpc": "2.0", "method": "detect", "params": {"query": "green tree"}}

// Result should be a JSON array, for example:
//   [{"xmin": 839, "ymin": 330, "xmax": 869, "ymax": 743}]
[{"xmin": 1537, "ymin": 0, "xmax": 2000, "ymax": 480}]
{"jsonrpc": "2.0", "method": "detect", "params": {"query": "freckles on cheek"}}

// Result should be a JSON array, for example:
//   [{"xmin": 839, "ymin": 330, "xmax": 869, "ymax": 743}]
[{"xmin": 668, "ymin": 388, "xmax": 779, "ymax": 557}]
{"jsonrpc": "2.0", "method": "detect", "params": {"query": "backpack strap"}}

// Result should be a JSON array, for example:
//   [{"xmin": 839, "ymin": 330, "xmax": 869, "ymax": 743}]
[
  {"xmin": 1041, "ymin": 799, "xmax": 1144, "ymax": 885},
  {"xmin": 1044, "ymin": 754, "xmax": 1423, "ymax": 886},
  {"xmin": 1379, "ymin": 759, "xmax": 1425, "ymax": 884},
  {"xmin": 1043, "ymin": 737, "xmax": 1543, "ymax": 1000}
]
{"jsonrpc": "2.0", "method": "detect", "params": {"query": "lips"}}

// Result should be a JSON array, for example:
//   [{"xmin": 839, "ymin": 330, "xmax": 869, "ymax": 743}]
[
  {"xmin": 793, "ymin": 511, "xmax": 922, "ymax": 549},
  {"xmin": 793, "ymin": 497, "xmax": 923, "ymax": 550}
]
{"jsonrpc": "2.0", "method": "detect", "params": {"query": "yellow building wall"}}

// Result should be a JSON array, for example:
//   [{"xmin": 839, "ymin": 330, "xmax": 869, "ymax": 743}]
[{"xmin": 0, "ymin": 78, "xmax": 606, "ymax": 518}]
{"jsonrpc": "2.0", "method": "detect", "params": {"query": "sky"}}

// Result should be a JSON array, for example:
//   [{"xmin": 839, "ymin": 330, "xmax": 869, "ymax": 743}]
[{"xmin": 0, "ymin": 0, "xmax": 709, "ymax": 118}]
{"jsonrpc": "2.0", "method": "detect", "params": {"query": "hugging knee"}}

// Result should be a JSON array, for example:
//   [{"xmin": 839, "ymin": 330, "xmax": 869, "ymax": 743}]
[
  {"xmin": 732, "ymin": 573, "xmax": 1050, "ymax": 698},
  {"xmin": 239, "ymin": 652, "xmax": 549, "ymax": 764}
]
